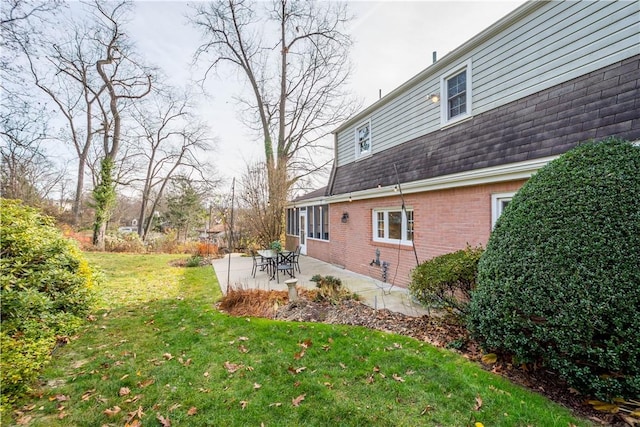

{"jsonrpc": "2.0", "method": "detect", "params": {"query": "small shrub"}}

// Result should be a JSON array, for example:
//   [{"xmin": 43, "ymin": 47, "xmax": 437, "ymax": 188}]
[
  {"xmin": 409, "ymin": 246, "xmax": 483, "ymax": 316},
  {"xmin": 309, "ymin": 274, "xmax": 356, "ymax": 303},
  {"xmin": 105, "ymin": 231, "xmax": 145, "ymax": 253},
  {"xmin": 468, "ymin": 138, "xmax": 640, "ymax": 400},
  {"xmin": 185, "ymin": 255, "xmax": 204, "ymax": 267},
  {"xmin": 0, "ymin": 199, "xmax": 95, "ymax": 409}
]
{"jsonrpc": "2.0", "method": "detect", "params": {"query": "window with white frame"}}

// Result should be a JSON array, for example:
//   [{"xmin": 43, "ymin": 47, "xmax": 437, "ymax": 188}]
[
  {"xmin": 307, "ymin": 204, "xmax": 329, "ymax": 241},
  {"xmin": 285, "ymin": 207, "xmax": 300, "ymax": 236},
  {"xmin": 373, "ymin": 208, "xmax": 414, "ymax": 245},
  {"xmin": 355, "ymin": 120, "xmax": 371, "ymax": 158},
  {"xmin": 440, "ymin": 60, "xmax": 472, "ymax": 125},
  {"xmin": 491, "ymin": 192, "xmax": 515, "ymax": 228}
]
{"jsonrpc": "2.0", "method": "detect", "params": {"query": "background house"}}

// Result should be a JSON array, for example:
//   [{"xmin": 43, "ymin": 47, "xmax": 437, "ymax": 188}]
[{"xmin": 286, "ymin": 0, "xmax": 640, "ymax": 288}]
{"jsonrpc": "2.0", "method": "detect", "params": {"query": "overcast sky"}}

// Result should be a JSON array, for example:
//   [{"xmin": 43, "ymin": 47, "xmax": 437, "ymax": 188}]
[{"xmin": 126, "ymin": 0, "xmax": 526, "ymax": 186}]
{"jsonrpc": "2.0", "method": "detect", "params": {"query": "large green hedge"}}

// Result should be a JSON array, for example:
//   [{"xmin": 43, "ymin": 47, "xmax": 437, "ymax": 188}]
[
  {"xmin": 468, "ymin": 138, "xmax": 640, "ymax": 400},
  {"xmin": 0, "ymin": 199, "xmax": 95, "ymax": 411}
]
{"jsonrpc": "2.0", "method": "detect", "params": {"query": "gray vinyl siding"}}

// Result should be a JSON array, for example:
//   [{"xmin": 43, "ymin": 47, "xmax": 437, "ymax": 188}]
[{"xmin": 336, "ymin": 0, "xmax": 640, "ymax": 167}]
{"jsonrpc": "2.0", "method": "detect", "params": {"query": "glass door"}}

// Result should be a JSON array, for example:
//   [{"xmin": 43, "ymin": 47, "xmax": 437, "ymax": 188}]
[{"xmin": 298, "ymin": 209, "xmax": 307, "ymax": 255}]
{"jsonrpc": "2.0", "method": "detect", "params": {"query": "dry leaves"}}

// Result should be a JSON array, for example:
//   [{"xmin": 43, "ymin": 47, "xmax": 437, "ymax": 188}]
[
  {"xmin": 474, "ymin": 395, "xmax": 483, "ymax": 411},
  {"xmin": 137, "ymin": 378, "xmax": 155, "ymax": 388},
  {"xmin": 224, "ymin": 361, "xmax": 243, "ymax": 373},
  {"xmin": 119, "ymin": 387, "xmax": 131, "ymax": 396},
  {"xmin": 392, "ymin": 373, "xmax": 405, "ymax": 382},
  {"xmin": 157, "ymin": 414, "xmax": 171, "ymax": 426},
  {"xmin": 292, "ymin": 394, "xmax": 306, "ymax": 407},
  {"xmin": 187, "ymin": 406, "xmax": 198, "ymax": 416},
  {"xmin": 103, "ymin": 406, "xmax": 121, "ymax": 417}
]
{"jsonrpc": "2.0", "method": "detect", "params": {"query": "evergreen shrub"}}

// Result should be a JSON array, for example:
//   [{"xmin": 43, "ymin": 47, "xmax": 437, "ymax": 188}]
[
  {"xmin": 0, "ymin": 199, "xmax": 95, "ymax": 410},
  {"xmin": 409, "ymin": 246, "xmax": 483, "ymax": 316},
  {"xmin": 467, "ymin": 138, "xmax": 640, "ymax": 399}
]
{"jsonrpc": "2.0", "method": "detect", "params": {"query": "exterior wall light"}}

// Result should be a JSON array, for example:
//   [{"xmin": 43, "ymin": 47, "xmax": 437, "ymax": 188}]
[
  {"xmin": 341, "ymin": 212, "xmax": 349, "ymax": 223},
  {"xmin": 429, "ymin": 94, "xmax": 440, "ymax": 103}
]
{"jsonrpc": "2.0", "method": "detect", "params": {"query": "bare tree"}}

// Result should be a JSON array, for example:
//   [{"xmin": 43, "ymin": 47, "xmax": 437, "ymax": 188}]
[
  {"xmin": 190, "ymin": 0, "xmax": 358, "ymax": 243},
  {"xmin": 237, "ymin": 161, "xmax": 279, "ymax": 248},
  {"xmin": 132, "ymin": 88, "xmax": 216, "ymax": 241},
  {"xmin": 89, "ymin": 0, "xmax": 153, "ymax": 248},
  {"xmin": 0, "ymin": 94, "xmax": 65, "ymax": 204}
]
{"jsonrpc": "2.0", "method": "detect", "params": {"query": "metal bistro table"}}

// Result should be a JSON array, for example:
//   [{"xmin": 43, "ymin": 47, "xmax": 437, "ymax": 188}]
[
  {"xmin": 257, "ymin": 249, "xmax": 294, "ymax": 282},
  {"xmin": 257, "ymin": 249, "xmax": 278, "ymax": 280}
]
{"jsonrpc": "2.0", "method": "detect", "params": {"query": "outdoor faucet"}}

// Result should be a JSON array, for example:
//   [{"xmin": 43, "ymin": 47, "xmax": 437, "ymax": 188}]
[{"xmin": 370, "ymin": 248, "xmax": 381, "ymax": 266}]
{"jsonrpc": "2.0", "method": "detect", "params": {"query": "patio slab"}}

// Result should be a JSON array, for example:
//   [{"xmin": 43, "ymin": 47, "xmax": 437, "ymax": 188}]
[{"xmin": 211, "ymin": 253, "xmax": 430, "ymax": 317}]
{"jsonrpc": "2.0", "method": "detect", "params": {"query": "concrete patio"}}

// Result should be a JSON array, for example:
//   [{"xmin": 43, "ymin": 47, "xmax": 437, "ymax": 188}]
[{"xmin": 211, "ymin": 253, "xmax": 430, "ymax": 317}]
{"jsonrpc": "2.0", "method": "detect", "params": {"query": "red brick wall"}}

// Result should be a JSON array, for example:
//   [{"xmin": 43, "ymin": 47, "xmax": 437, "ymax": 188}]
[{"xmin": 305, "ymin": 180, "xmax": 526, "ymax": 288}]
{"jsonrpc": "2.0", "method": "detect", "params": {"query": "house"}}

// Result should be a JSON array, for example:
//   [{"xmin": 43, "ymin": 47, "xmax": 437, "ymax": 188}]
[{"xmin": 285, "ymin": 0, "xmax": 640, "ymax": 288}]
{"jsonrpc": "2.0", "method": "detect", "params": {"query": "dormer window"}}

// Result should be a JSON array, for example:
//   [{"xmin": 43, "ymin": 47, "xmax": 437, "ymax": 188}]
[
  {"xmin": 355, "ymin": 120, "xmax": 371, "ymax": 158},
  {"xmin": 440, "ymin": 59, "xmax": 473, "ymax": 126}
]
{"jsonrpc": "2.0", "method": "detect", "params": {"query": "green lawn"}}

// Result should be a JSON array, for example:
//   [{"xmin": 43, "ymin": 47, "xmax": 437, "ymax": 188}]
[{"xmin": 17, "ymin": 253, "xmax": 593, "ymax": 426}]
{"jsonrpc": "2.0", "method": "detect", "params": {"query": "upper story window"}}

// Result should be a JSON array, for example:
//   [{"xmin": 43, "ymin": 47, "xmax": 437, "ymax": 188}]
[
  {"xmin": 440, "ymin": 60, "xmax": 472, "ymax": 125},
  {"xmin": 355, "ymin": 120, "xmax": 371, "ymax": 158},
  {"xmin": 373, "ymin": 208, "xmax": 414, "ymax": 245},
  {"xmin": 491, "ymin": 192, "xmax": 515, "ymax": 229}
]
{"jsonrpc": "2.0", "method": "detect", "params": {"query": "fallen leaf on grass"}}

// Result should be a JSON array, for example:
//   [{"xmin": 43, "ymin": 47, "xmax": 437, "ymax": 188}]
[
  {"xmin": 119, "ymin": 387, "xmax": 131, "ymax": 396},
  {"xmin": 294, "ymin": 350, "xmax": 305, "ymax": 360},
  {"xmin": 292, "ymin": 394, "xmax": 306, "ymax": 407},
  {"xmin": 339, "ymin": 363, "xmax": 347, "ymax": 369},
  {"xmin": 254, "ymin": 383, "xmax": 262, "ymax": 390},
  {"xmin": 16, "ymin": 415, "xmax": 32, "ymax": 425},
  {"xmin": 57, "ymin": 411, "xmax": 67, "ymax": 419},
  {"xmin": 224, "ymin": 361, "xmax": 243, "ymax": 373},
  {"xmin": 125, "ymin": 395, "xmax": 143, "ymax": 404},
  {"xmin": 238, "ymin": 336, "xmax": 249, "ymax": 341},
  {"xmin": 204, "ymin": 372, "xmax": 210, "ymax": 377},
  {"xmin": 103, "ymin": 406, "xmax": 121, "ymax": 417},
  {"xmin": 392, "ymin": 374, "xmax": 405, "ymax": 382},
  {"xmin": 420, "ymin": 405, "xmax": 434, "ymax": 415},
  {"xmin": 269, "ymin": 402, "xmax": 282, "ymax": 407},
  {"xmin": 238, "ymin": 345, "xmax": 249, "ymax": 353},
  {"xmin": 178, "ymin": 357, "xmax": 192, "ymax": 366},
  {"xmin": 126, "ymin": 420, "xmax": 142, "ymax": 427},
  {"xmin": 474, "ymin": 396, "xmax": 483, "ymax": 411},
  {"xmin": 81, "ymin": 389, "xmax": 96, "ymax": 401},
  {"xmin": 127, "ymin": 406, "xmax": 145, "ymax": 424},
  {"xmin": 163, "ymin": 353, "xmax": 173, "ymax": 360},
  {"xmin": 168, "ymin": 403, "xmax": 181, "ymax": 411},
  {"xmin": 366, "ymin": 375, "xmax": 374, "ymax": 384},
  {"xmin": 51, "ymin": 394, "xmax": 70, "ymax": 402},
  {"xmin": 187, "ymin": 406, "xmax": 198, "ymax": 416},
  {"xmin": 288, "ymin": 366, "xmax": 307, "ymax": 374},
  {"xmin": 240, "ymin": 400, "xmax": 249, "ymax": 409},
  {"xmin": 137, "ymin": 379, "xmax": 155, "ymax": 388},
  {"xmin": 300, "ymin": 339, "xmax": 313, "ymax": 349},
  {"xmin": 157, "ymin": 414, "xmax": 171, "ymax": 426}
]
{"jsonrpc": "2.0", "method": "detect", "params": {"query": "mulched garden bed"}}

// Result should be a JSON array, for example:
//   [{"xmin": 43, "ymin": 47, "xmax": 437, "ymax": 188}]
[{"xmin": 218, "ymin": 289, "xmax": 630, "ymax": 426}]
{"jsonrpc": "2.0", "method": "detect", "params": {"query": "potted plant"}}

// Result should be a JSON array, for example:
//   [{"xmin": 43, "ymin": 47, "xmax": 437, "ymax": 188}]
[{"xmin": 270, "ymin": 240, "xmax": 282, "ymax": 252}]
